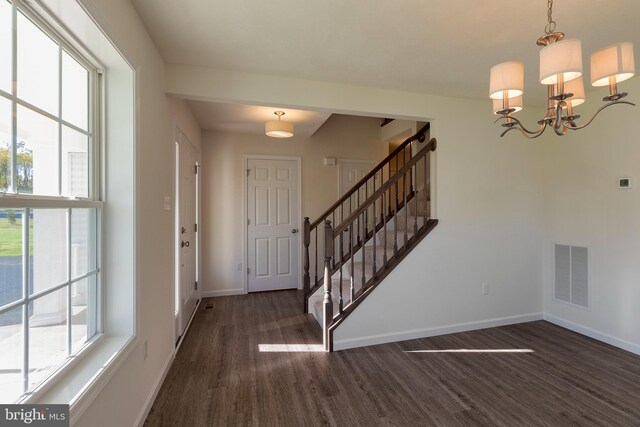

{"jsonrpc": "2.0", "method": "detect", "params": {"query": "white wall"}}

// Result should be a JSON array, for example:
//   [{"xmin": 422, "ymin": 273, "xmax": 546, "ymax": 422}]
[
  {"xmin": 333, "ymin": 99, "xmax": 546, "ymax": 349},
  {"xmin": 541, "ymin": 76, "xmax": 640, "ymax": 354},
  {"xmin": 201, "ymin": 114, "xmax": 386, "ymax": 295}
]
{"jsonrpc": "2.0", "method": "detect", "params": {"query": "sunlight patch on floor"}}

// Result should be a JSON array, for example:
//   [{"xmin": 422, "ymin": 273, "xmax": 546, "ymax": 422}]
[
  {"xmin": 258, "ymin": 344, "xmax": 324, "ymax": 353},
  {"xmin": 405, "ymin": 349, "xmax": 534, "ymax": 353}
]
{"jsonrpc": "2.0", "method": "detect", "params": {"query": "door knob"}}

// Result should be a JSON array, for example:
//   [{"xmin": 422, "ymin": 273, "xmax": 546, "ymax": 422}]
[{"xmin": 291, "ymin": 228, "xmax": 298, "ymax": 234}]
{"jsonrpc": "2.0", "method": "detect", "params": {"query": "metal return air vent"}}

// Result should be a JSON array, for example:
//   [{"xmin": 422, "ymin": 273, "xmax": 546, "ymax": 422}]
[{"xmin": 554, "ymin": 244, "xmax": 589, "ymax": 308}]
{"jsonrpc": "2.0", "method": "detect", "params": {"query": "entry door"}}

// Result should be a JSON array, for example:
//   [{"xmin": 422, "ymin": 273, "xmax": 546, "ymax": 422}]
[
  {"xmin": 176, "ymin": 137, "xmax": 198, "ymax": 340},
  {"xmin": 247, "ymin": 158, "xmax": 300, "ymax": 292}
]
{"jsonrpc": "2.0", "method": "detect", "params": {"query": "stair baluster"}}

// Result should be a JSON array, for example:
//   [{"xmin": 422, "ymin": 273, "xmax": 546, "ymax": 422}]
[
  {"xmin": 314, "ymin": 228, "xmax": 318, "ymax": 286},
  {"xmin": 372, "ymin": 173, "xmax": 377, "ymax": 277},
  {"xmin": 413, "ymin": 166, "xmax": 419, "ymax": 236},
  {"xmin": 349, "ymin": 225, "xmax": 354, "ymax": 302},
  {"xmin": 423, "ymin": 154, "xmax": 429, "ymax": 222},
  {"xmin": 323, "ymin": 220, "xmax": 334, "ymax": 352},
  {"xmin": 361, "ymin": 210, "xmax": 366, "ymax": 290},
  {"xmin": 356, "ymin": 190, "xmax": 360, "ymax": 244},
  {"xmin": 338, "ymin": 223, "xmax": 344, "ymax": 314},
  {"xmin": 393, "ymin": 184, "xmax": 398, "ymax": 256},
  {"xmin": 403, "ymin": 167, "xmax": 408, "ymax": 246},
  {"xmin": 382, "ymin": 190, "xmax": 388, "ymax": 267},
  {"xmin": 303, "ymin": 217, "xmax": 310, "ymax": 308}
]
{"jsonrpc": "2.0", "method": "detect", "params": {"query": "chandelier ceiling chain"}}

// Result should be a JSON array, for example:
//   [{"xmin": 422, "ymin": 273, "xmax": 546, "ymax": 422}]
[
  {"xmin": 489, "ymin": 0, "xmax": 636, "ymax": 138},
  {"xmin": 544, "ymin": 0, "xmax": 556, "ymax": 35}
]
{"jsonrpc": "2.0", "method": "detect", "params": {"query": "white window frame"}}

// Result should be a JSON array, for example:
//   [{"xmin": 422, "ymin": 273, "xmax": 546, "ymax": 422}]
[{"xmin": 0, "ymin": 0, "xmax": 105, "ymax": 403}]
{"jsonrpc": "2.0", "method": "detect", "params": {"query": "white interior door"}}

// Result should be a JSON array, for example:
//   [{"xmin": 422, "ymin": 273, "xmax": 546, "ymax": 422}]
[
  {"xmin": 340, "ymin": 160, "xmax": 375, "ymax": 197},
  {"xmin": 339, "ymin": 160, "xmax": 376, "ymax": 216},
  {"xmin": 247, "ymin": 158, "xmax": 300, "ymax": 292},
  {"xmin": 176, "ymin": 136, "xmax": 198, "ymax": 341}
]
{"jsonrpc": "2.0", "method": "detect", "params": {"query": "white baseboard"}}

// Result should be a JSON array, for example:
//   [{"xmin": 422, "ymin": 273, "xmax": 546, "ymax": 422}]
[
  {"xmin": 134, "ymin": 350, "xmax": 175, "ymax": 427},
  {"xmin": 333, "ymin": 312, "xmax": 543, "ymax": 351},
  {"xmin": 201, "ymin": 288, "xmax": 246, "ymax": 298},
  {"xmin": 543, "ymin": 313, "xmax": 640, "ymax": 356},
  {"xmin": 135, "ymin": 298, "xmax": 202, "ymax": 426}
]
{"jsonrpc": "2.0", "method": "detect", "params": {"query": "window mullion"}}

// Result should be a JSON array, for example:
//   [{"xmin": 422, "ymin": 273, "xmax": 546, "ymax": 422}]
[
  {"xmin": 67, "ymin": 208, "xmax": 72, "ymax": 356},
  {"xmin": 10, "ymin": 2, "xmax": 17, "ymax": 194},
  {"xmin": 22, "ymin": 207, "xmax": 30, "ymax": 394},
  {"xmin": 58, "ymin": 46, "xmax": 62, "ymax": 197}
]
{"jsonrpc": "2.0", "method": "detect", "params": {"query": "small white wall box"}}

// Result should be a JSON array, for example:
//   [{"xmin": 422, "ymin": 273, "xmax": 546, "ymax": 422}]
[
  {"xmin": 618, "ymin": 177, "xmax": 632, "ymax": 189},
  {"xmin": 324, "ymin": 157, "xmax": 336, "ymax": 166}
]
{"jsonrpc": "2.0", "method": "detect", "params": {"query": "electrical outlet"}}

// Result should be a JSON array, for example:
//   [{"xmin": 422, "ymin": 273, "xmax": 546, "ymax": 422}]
[
  {"xmin": 236, "ymin": 262, "xmax": 242, "ymax": 272},
  {"xmin": 481, "ymin": 283, "xmax": 489, "ymax": 296},
  {"xmin": 143, "ymin": 339, "xmax": 148, "ymax": 360}
]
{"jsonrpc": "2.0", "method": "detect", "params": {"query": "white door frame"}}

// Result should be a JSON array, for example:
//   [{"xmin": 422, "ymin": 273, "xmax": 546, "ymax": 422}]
[
  {"xmin": 243, "ymin": 154, "xmax": 303, "ymax": 293},
  {"xmin": 337, "ymin": 158, "xmax": 376, "ymax": 196},
  {"xmin": 173, "ymin": 125, "xmax": 201, "ymax": 345}
]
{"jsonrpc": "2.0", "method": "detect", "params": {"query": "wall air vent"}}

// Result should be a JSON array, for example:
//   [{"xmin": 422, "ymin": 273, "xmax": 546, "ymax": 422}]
[{"xmin": 554, "ymin": 244, "xmax": 589, "ymax": 308}]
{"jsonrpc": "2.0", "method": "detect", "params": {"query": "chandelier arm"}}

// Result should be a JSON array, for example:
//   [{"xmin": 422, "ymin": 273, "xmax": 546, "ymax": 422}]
[
  {"xmin": 566, "ymin": 101, "xmax": 636, "ymax": 131},
  {"xmin": 501, "ymin": 125, "xmax": 547, "ymax": 139},
  {"xmin": 496, "ymin": 115, "xmax": 547, "ymax": 136},
  {"xmin": 553, "ymin": 101, "xmax": 567, "ymax": 135}
]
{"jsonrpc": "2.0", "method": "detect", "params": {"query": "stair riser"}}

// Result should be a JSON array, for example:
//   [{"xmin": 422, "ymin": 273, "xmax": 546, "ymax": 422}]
[
  {"xmin": 407, "ymin": 201, "xmax": 430, "ymax": 216},
  {"xmin": 394, "ymin": 216, "xmax": 425, "ymax": 232}
]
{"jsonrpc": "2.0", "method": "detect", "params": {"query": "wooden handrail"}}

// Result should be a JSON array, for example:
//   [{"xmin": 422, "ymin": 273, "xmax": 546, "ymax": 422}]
[
  {"xmin": 332, "ymin": 138, "xmax": 436, "ymax": 236},
  {"xmin": 309, "ymin": 122, "xmax": 430, "ymax": 229}
]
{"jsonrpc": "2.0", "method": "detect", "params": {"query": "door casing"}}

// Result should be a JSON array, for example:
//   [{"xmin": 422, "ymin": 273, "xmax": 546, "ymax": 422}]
[{"xmin": 174, "ymin": 127, "xmax": 200, "ymax": 345}]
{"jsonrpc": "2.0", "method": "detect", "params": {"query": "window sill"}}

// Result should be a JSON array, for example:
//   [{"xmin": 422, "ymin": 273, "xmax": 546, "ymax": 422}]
[{"xmin": 27, "ymin": 334, "xmax": 136, "ymax": 425}]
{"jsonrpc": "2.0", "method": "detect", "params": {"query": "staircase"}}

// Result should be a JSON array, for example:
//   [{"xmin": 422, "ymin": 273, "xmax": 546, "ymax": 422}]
[{"xmin": 303, "ymin": 123, "xmax": 438, "ymax": 351}]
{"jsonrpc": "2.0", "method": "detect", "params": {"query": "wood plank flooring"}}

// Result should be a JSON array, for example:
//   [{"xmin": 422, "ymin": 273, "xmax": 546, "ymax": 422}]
[{"xmin": 145, "ymin": 291, "xmax": 640, "ymax": 426}]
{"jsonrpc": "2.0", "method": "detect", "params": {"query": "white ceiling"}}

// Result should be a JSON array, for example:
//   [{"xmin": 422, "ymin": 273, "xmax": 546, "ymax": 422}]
[
  {"xmin": 187, "ymin": 101, "xmax": 332, "ymax": 136},
  {"xmin": 132, "ymin": 0, "xmax": 640, "ymax": 107}
]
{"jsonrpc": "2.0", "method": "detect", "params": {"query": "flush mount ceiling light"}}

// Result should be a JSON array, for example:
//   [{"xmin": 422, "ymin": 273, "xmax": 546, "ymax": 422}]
[
  {"xmin": 490, "ymin": 0, "xmax": 636, "ymax": 138},
  {"xmin": 265, "ymin": 111, "xmax": 294, "ymax": 138}
]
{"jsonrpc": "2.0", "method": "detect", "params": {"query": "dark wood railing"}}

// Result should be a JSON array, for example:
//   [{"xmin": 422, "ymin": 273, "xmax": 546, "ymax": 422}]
[
  {"xmin": 320, "ymin": 138, "xmax": 437, "ymax": 350},
  {"xmin": 303, "ymin": 123, "xmax": 431, "ymax": 311}
]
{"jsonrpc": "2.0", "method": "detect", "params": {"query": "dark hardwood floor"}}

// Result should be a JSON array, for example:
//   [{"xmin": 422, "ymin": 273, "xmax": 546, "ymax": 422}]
[{"xmin": 145, "ymin": 291, "xmax": 640, "ymax": 426}]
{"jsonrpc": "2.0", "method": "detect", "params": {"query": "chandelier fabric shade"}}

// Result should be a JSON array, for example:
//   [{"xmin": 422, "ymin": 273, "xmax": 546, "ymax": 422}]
[
  {"xmin": 489, "ymin": 61, "xmax": 524, "ymax": 100},
  {"xmin": 563, "ymin": 76, "xmax": 585, "ymax": 107},
  {"xmin": 591, "ymin": 42, "xmax": 635, "ymax": 87},
  {"xmin": 265, "ymin": 111, "xmax": 294, "ymax": 138},
  {"xmin": 539, "ymin": 39, "xmax": 583, "ymax": 85}
]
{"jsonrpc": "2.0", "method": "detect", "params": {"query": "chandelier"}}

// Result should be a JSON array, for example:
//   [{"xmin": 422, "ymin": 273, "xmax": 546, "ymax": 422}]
[{"xmin": 490, "ymin": 0, "xmax": 635, "ymax": 138}]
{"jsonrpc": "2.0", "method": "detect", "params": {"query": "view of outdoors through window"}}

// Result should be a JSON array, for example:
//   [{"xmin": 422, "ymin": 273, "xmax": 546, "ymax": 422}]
[{"xmin": 0, "ymin": 0, "xmax": 99, "ymax": 403}]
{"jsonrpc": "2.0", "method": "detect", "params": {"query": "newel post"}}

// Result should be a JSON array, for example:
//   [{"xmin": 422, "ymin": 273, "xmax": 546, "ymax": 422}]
[
  {"xmin": 303, "ymin": 217, "xmax": 311, "ymax": 313},
  {"xmin": 323, "ymin": 220, "xmax": 334, "ymax": 352}
]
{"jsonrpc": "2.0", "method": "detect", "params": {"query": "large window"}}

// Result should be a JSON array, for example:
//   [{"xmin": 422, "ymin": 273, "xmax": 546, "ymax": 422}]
[{"xmin": 0, "ymin": 0, "xmax": 101, "ymax": 404}]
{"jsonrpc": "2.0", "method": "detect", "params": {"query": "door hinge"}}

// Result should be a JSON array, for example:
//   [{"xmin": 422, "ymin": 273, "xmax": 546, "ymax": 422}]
[
  {"xmin": 247, "ymin": 218, "xmax": 250, "ymax": 225},
  {"xmin": 247, "ymin": 267, "xmax": 250, "ymax": 275},
  {"xmin": 195, "ymin": 281, "xmax": 198, "ymax": 290},
  {"xmin": 194, "ymin": 165, "xmax": 198, "ymax": 174},
  {"xmin": 247, "ymin": 168, "xmax": 250, "ymax": 177},
  {"xmin": 194, "ymin": 223, "xmax": 198, "ymax": 232}
]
